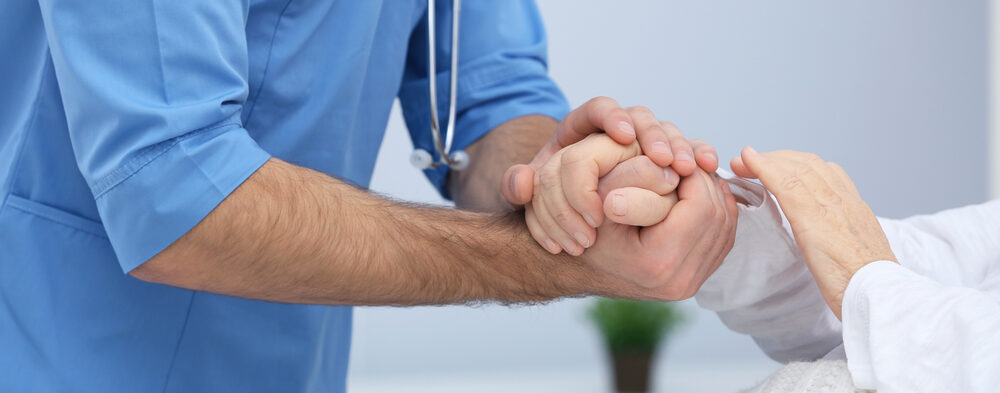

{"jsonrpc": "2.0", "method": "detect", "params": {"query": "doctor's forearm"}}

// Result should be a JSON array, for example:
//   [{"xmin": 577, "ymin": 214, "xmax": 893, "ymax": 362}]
[
  {"xmin": 132, "ymin": 158, "xmax": 597, "ymax": 305},
  {"xmin": 449, "ymin": 115, "xmax": 557, "ymax": 212}
]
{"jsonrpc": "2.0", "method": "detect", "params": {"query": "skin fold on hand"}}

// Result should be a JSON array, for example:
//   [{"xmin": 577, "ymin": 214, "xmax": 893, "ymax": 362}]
[{"xmin": 730, "ymin": 147, "xmax": 898, "ymax": 319}]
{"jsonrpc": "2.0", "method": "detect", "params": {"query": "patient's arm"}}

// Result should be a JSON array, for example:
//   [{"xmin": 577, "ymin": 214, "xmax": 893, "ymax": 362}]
[
  {"xmin": 697, "ymin": 172, "xmax": 1000, "ymax": 364},
  {"xmin": 695, "ymin": 172, "xmax": 843, "ymax": 363},
  {"xmin": 878, "ymin": 199, "xmax": 1000, "ymax": 288}
]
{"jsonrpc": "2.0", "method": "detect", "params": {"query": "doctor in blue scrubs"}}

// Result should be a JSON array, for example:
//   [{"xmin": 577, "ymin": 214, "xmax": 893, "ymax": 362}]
[{"xmin": 0, "ymin": 1, "xmax": 738, "ymax": 392}]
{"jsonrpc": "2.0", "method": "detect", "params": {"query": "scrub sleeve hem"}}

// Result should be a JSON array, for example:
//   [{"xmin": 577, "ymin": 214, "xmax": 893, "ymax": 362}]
[{"xmin": 93, "ymin": 122, "xmax": 271, "ymax": 273}]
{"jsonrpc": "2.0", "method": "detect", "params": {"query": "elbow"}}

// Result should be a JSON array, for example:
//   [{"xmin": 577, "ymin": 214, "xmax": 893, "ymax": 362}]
[
  {"xmin": 128, "ymin": 247, "xmax": 199, "ymax": 289},
  {"xmin": 129, "ymin": 259, "xmax": 171, "ymax": 284}
]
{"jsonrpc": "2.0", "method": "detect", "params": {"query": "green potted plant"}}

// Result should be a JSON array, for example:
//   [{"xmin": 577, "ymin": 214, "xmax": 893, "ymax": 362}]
[{"xmin": 587, "ymin": 298, "xmax": 686, "ymax": 393}]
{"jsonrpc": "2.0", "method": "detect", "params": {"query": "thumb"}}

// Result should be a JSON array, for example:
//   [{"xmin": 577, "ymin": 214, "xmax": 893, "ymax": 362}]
[
  {"xmin": 603, "ymin": 187, "xmax": 678, "ymax": 227},
  {"xmin": 731, "ymin": 146, "xmax": 761, "ymax": 179},
  {"xmin": 501, "ymin": 164, "xmax": 536, "ymax": 206}
]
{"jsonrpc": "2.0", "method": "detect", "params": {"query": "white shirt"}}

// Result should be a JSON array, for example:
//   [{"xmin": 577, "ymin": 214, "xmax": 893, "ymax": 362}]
[{"xmin": 699, "ymin": 172, "xmax": 1000, "ymax": 392}]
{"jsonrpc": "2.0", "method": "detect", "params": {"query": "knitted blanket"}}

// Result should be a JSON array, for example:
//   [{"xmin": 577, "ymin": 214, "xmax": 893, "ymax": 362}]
[{"xmin": 743, "ymin": 360, "xmax": 875, "ymax": 393}]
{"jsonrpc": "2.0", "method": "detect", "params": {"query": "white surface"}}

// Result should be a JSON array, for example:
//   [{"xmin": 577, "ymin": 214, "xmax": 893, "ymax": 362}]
[{"xmin": 352, "ymin": 1, "xmax": 988, "ymax": 392}]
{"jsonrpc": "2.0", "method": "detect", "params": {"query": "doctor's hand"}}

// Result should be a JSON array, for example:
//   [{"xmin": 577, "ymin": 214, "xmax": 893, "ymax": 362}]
[
  {"xmin": 583, "ymin": 168, "xmax": 738, "ymax": 301},
  {"xmin": 731, "ymin": 147, "xmax": 897, "ymax": 319},
  {"xmin": 501, "ymin": 99, "xmax": 719, "ymax": 254}
]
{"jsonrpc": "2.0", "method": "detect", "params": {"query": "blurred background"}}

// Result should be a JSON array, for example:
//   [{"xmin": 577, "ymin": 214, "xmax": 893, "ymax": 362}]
[{"xmin": 350, "ymin": 0, "xmax": 993, "ymax": 391}]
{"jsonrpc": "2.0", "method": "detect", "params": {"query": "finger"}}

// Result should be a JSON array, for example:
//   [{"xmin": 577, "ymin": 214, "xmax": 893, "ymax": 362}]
[
  {"xmin": 597, "ymin": 155, "xmax": 680, "ymax": 199},
  {"xmin": 539, "ymin": 168, "xmax": 597, "ymax": 251},
  {"xmin": 690, "ymin": 139, "xmax": 719, "ymax": 173},
  {"xmin": 501, "ymin": 164, "xmax": 536, "ymax": 206},
  {"xmin": 532, "ymin": 156, "xmax": 588, "ymax": 255},
  {"xmin": 555, "ymin": 96, "xmax": 635, "ymax": 148},
  {"xmin": 604, "ymin": 187, "xmax": 679, "ymax": 226},
  {"xmin": 532, "ymin": 188, "xmax": 585, "ymax": 256},
  {"xmin": 793, "ymin": 152, "xmax": 850, "ymax": 192},
  {"xmin": 531, "ymin": 196, "xmax": 583, "ymax": 255},
  {"xmin": 560, "ymin": 134, "xmax": 643, "ymax": 228},
  {"xmin": 729, "ymin": 155, "xmax": 755, "ymax": 178},
  {"xmin": 525, "ymin": 204, "xmax": 562, "ymax": 254},
  {"xmin": 640, "ymin": 170, "xmax": 716, "ymax": 251},
  {"xmin": 661, "ymin": 121, "xmax": 697, "ymax": 176},
  {"xmin": 626, "ymin": 106, "xmax": 674, "ymax": 167},
  {"xmin": 741, "ymin": 148, "xmax": 838, "ymax": 227}
]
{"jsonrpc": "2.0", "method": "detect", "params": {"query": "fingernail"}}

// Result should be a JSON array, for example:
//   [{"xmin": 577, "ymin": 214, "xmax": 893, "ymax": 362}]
[
  {"xmin": 612, "ymin": 194, "xmax": 628, "ymax": 216},
  {"xmin": 651, "ymin": 141, "xmax": 670, "ymax": 155},
  {"xmin": 703, "ymin": 151, "xmax": 718, "ymax": 161},
  {"xmin": 573, "ymin": 232, "xmax": 591, "ymax": 248},
  {"xmin": 676, "ymin": 150, "xmax": 693, "ymax": 162},
  {"xmin": 745, "ymin": 146, "xmax": 758, "ymax": 155},
  {"xmin": 583, "ymin": 213, "xmax": 598, "ymax": 228},
  {"xmin": 544, "ymin": 238, "xmax": 561, "ymax": 254},
  {"xmin": 619, "ymin": 121, "xmax": 636, "ymax": 137},
  {"xmin": 664, "ymin": 168, "xmax": 679, "ymax": 186},
  {"xmin": 508, "ymin": 172, "xmax": 519, "ymax": 198}
]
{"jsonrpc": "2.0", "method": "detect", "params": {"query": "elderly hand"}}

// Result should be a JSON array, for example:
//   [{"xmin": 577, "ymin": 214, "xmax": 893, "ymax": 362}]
[
  {"xmin": 500, "ymin": 98, "xmax": 719, "ymax": 255},
  {"xmin": 730, "ymin": 147, "xmax": 897, "ymax": 319}
]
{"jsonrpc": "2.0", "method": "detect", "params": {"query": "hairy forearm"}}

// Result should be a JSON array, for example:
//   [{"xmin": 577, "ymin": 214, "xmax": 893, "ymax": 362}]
[
  {"xmin": 133, "ymin": 158, "xmax": 596, "ymax": 305},
  {"xmin": 449, "ymin": 115, "xmax": 558, "ymax": 211}
]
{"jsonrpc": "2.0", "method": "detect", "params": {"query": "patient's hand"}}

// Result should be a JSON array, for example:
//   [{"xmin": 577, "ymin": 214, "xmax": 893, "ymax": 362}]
[
  {"xmin": 731, "ymin": 147, "xmax": 897, "ymax": 319},
  {"xmin": 525, "ymin": 133, "xmax": 682, "ymax": 254},
  {"xmin": 500, "ymin": 102, "xmax": 719, "ymax": 255}
]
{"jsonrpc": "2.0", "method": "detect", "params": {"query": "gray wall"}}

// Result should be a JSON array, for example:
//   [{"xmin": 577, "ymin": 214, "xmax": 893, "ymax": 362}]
[{"xmin": 350, "ymin": 0, "xmax": 988, "ymax": 390}]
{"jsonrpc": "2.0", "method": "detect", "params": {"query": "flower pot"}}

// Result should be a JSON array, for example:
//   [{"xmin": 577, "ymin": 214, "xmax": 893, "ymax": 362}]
[{"xmin": 611, "ymin": 351, "xmax": 654, "ymax": 393}]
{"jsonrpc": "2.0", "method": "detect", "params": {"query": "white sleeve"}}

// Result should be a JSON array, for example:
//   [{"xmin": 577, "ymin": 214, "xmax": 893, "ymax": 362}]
[
  {"xmin": 696, "ymin": 171, "xmax": 843, "ymax": 363},
  {"xmin": 842, "ymin": 261, "xmax": 1000, "ymax": 392},
  {"xmin": 878, "ymin": 199, "xmax": 1000, "ymax": 288}
]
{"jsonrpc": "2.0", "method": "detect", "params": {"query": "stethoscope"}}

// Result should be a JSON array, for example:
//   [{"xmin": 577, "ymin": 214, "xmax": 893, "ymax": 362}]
[{"xmin": 410, "ymin": 0, "xmax": 470, "ymax": 171}]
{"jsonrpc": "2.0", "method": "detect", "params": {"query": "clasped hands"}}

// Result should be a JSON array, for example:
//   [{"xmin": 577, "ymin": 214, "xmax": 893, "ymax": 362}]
[
  {"xmin": 502, "ymin": 97, "xmax": 898, "ymax": 316},
  {"xmin": 499, "ymin": 97, "xmax": 739, "ymax": 301}
]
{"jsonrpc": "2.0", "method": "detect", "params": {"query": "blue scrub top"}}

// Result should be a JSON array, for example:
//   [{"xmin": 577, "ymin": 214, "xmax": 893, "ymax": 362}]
[{"xmin": 0, "ymin": 0, "xmax": 569, "ymax": 391}]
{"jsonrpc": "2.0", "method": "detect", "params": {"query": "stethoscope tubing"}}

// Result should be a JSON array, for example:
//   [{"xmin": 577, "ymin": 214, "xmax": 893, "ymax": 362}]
[{"xmin": 419, "ymin": 0, "xmax": 468, "ymax": 170}]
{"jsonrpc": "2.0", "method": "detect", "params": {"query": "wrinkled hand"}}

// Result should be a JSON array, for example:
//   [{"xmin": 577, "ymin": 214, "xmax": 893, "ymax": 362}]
[
  {"xmin": 731, "ymin": 147, "xmax": 897, "ymax": 319},
  {"xmin": 501, "ymin": 97, "xmax": 719, "ymax": 255}
]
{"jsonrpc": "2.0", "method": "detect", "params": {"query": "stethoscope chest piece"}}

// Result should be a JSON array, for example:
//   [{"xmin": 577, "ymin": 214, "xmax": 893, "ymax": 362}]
[{"xmin": 411, "ymin": 0, "xmax": 467, "ymax": 171}]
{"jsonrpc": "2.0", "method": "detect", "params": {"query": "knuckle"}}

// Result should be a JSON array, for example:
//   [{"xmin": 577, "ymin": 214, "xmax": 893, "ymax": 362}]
[
  {"xmin": 792, "ymin": 162, "xmax": 812, "ymax": 178},
  {"xmin": 714, "ymin": 204, "xmax": 727, "ymax": 224},
  {"xmin": 590, "ymin": 96, "xmax": 616, "ymax": 107},
  {"xmin": 780, "ymin": 174, "xmax": 803, "ymax": 191},
  {"xmin": 553, "ymin": 211, "xmax": 574, "ymax": 227},
  {"xmin": 659, "ymin": 120, "xmax": 679, "ymax": 131},
  {"xmin": 801, "ymin": 152, "xmax": 824, "ymax": 164},
  {"xmin": 538, "ymin": 168, "xmax": 560, "ymax": 188},
  {"xmin": 561, "ymin": 147, "xmax": 585, "ymax": 166},
  {"xmin": 627, "ymin": 105, "xmax": 653, "ymax": 117}
]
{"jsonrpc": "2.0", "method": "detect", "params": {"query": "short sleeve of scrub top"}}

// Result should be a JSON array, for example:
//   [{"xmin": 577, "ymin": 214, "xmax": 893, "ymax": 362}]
[
  {"xmin": 38, "ymin": 0, "xmax": 272, "ymax": 272},
  {"xmin": 398, "ymin": 0, "xmax": 571, "ymax": 199}
]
